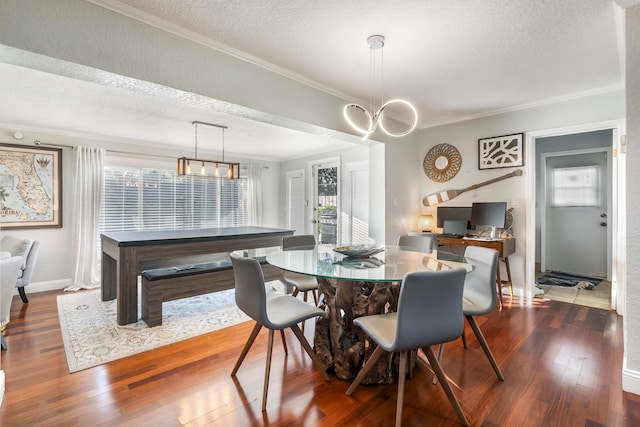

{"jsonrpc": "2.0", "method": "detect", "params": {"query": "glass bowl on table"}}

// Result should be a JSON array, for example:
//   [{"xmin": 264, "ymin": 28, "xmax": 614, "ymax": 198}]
[{"xmin": 333, "ymin": 244, "xmax": 384, "ymax": 258}]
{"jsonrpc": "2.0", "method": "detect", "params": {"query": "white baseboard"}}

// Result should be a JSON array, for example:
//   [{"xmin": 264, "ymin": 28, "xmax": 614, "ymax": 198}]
[
  {"xmin": 622, "ymin": 356, "xmax": 640, "ymax": 395},
  {"xmin": 501, "ymin": 285, "xmax": 544, "ymax": 298},
  {"xmin": 14, "ymin": 279, "xmax": 71, "ymax": 296},
  {"xmin": 1, "ymin": 370, "xmax": 4, "ymax": 406}
]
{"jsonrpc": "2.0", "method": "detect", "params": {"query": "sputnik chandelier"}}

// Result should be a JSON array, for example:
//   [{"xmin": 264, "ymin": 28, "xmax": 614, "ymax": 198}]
[{"xmin": 343, "ymin": 35, "xmax": 418, "ymax": 141}]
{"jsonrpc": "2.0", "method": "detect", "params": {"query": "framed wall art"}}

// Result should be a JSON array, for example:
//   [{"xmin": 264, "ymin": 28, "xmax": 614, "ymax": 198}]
[
  {"xmin": 0, "ymin": 143, "xmax": 62, "ymax": 228},
  {"xmin": 478, "ymin": 133, "xmax": 524, "ymax": 170}
]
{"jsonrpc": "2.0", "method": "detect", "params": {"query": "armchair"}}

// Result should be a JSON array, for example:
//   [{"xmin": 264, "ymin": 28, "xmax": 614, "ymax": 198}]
[
  {"xmin": 0, "ymin": 236, "xmax": 41, "ymax": 304},
  {"xmin": 1, "ymin": 256, "xmax": 24, "ymax": 350}
]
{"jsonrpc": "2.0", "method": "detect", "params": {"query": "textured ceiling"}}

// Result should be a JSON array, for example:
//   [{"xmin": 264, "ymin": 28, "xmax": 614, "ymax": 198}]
[
  {"xmin": 0, "ymin": 59, "xmax": 357, "ymax": 162},
  {"xmin": 103, "ymin": 0, "xmax": 623, "ymax": 126},
  {"xmin": 0, "ymin": 0, "xmax": 628, "ymax": 160}
]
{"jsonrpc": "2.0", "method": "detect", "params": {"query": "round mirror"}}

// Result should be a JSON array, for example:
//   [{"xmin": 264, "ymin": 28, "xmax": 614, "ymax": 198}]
[
  {"xmin": 434, "ymin": 155, "xmax": 449, "ymax": 170},
  {"xmin": 423, "ymin": 144, "xmax": 462, "ymax": 182}
]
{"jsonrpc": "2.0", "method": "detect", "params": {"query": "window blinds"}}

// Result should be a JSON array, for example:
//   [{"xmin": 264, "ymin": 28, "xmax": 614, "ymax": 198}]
[{"xmin": 100, "ymin": 166, "xmax": 248, "ymax": 233}]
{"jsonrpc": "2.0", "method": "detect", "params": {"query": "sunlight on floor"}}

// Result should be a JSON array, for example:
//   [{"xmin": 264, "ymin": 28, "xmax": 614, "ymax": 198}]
[{"xmin": 535, "ymin": 280, "xmax": 611, "ymax": 310}]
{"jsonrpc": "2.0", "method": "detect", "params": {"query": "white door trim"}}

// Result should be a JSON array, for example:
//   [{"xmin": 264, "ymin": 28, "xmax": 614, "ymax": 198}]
[
  {"xmin": 525, "ymin": 119, "xmax": 626, "ymax": 314},
  {"xmin": 308, "ymin": 157, "xmax": 340, "ymax": 243}
]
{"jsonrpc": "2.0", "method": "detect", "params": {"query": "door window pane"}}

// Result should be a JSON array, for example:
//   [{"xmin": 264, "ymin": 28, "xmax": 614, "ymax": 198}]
[{"xmin": 552, "ymin": 165, "xmax": 599, "ymax": 207}]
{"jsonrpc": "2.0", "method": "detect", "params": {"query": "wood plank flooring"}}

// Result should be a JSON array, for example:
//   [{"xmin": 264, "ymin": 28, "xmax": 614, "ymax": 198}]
[{"xmin": 1, "ymin": 290, "xmax": 639, "ymax": 426}]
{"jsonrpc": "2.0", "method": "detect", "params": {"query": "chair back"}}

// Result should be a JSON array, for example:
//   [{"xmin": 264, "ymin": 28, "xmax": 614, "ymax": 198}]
[
  {"xmin": 462, "ymin": 246, "xmax": 499, "ymax": 315},
  {"xmin": 393, "ymin": 268, "xmax": 466, "ymax": 352},
  {"xmin": 1, "ymin": 256, "xmax": 23, "ymax": 326},
  {"xmin": 230, "ymin": 253, "xmax": 268, "ymax": 325},
  {"xmin": 17, "ymin": 240, "xmax": 40, "ymax": 285},
  {"xmin": 0, "ymin": 236, "xmax": 33, "ymax": 270},
  {"xmin": 397, "ymin": 234, "xmax": 436, "ymax": 253},
  {"xmin": 282, "ymin": 234, "xmax": 316, "ymax": 250}
]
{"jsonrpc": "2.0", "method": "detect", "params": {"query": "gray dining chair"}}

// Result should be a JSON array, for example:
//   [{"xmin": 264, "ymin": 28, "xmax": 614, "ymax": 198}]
[
  {"xmin": 346, "ymin": 268, "xmax": 469, "ymax": 427},
  {"xmin": 281, "ymin": 234, "xmax": 319, "ymax": 305},
  {"xmin": 460, "ymin": 246, "xmax": 505, "ymax": 380},
  {"xmin": 229, "ymin": 253, "xmax": 330, "ymax": 412},
  {"xmin": 433, "ymin": 245, "xmax": 505, "ymax": 386},
  {"xmin": 397, "ymin": 233, "xmax": 437, "ymax": 253}
]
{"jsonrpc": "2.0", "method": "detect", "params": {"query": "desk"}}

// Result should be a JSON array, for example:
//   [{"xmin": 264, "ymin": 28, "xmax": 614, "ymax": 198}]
[
  {"xmin": 267, "ymin": 246, "xmax": 473, "ymax": 383},
  {"xmin": 101, "ymin": 226, "xmax": 293, "ymax": 325},
  {"xmin": 436, "ymin": 236, "xmax": 515, "ymax": 306}
]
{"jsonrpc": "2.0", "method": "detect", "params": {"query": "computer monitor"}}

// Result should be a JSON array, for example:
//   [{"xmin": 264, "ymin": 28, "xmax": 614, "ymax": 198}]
[
  {"xmin": 436, "ymin": 206, "xmax": 473, "ymax": 229},
  {"xmin": 470, "ymin": 202, "xmax": 507, "ymax": 239}
]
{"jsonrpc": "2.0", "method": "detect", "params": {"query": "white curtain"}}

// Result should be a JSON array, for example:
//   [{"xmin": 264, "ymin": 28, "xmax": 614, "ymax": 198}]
[
  {"xmin": 247, "ymin": 164, "xmax": 263, "ymax": 226},
  {"xmin": 66, "ymin": 146, "xmax": 105, "ymax": 291}
]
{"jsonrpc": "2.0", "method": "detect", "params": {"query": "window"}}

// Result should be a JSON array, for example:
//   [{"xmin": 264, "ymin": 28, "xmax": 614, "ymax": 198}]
[
  {"xmin": 100, "ymin": 166, "xmax": 248, "ymax": 233},
  {"xmin": 552, "ymin": 165, "xmax": 600, "ymax": 207}
]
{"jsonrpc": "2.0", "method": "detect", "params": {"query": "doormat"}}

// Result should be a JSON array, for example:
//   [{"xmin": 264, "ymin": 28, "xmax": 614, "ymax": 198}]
[{"xmin": 536, "ymin": 271, "xmax": 602, "ymax": 288}]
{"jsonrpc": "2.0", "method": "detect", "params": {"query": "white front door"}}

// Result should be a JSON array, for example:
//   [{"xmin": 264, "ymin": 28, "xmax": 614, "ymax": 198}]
[{"xmin": 543, "ymin": 150, "xmax": 610, "ymax": 277}]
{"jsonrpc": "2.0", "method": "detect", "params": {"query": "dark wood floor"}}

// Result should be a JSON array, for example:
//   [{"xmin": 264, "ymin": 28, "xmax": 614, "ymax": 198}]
[{"xmin": 1, "ymin": 290, "xmax": 639, "ymax": 426}]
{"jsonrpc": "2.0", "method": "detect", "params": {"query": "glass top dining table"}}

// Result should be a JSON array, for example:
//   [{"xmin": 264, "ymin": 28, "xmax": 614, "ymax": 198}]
[
  {"xmin": 263, "ymin": 244, "xmax": 475, "ymax": 382},
  {"xmin": 265, "ymin": 244, "xmax": 474, "ymax": 282}
]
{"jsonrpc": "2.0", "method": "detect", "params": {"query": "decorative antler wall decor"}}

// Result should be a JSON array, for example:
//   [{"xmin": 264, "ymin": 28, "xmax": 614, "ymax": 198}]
[{"xmin": 422, "ymin": 169, "xmax": 523, "ymax": 206}]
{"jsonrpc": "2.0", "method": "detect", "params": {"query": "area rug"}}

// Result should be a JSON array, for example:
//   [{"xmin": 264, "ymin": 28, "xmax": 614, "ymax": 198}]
[
  {"xmin": 536, "ymin": 271, "xmax": 602, "ymax": 288},
  {"xmin": 57, "ymin": 287, "xmax": 256, "ymax": 373}
]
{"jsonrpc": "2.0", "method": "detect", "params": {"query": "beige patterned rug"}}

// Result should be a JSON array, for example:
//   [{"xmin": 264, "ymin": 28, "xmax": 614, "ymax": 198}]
[{"xmin": 57, "ymin": 287, "xmax": 258, "ymax": 373}]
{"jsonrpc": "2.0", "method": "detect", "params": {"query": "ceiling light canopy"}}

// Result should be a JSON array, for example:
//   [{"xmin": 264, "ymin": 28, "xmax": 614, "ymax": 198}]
[
  {"xmin": 343, "ymin": 35, "xmax": 418, "ymax": 141},
  {"xmin": 177, "ymin": 121, "xmax": 240, "ymax": 179}
]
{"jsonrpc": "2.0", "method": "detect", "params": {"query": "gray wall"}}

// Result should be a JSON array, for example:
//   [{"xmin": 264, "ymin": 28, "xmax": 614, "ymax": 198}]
[
  {"xmin": 625, "ymin": 4, "xmax": 640, "ymax": 383},
  {"xmin": 0, "ymin": 0, "xmax": 347, "ymax": 136},
  {"xmin": 411, "ymin": 91, "xmax": 624, "ymax": 289}
]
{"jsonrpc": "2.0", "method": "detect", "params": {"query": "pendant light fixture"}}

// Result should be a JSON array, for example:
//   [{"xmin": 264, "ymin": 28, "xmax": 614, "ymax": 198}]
[
  {"xmin": 343, "ymin": 35, "xmax": 418, "ymax": 141},
  {"xmin": 177, "ymin": 121, "xmax": 240, "ymax": 179}
]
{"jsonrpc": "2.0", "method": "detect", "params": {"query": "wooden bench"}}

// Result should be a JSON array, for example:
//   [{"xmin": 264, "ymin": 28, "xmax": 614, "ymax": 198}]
[{"xmin": 141, "ymin": 256, "xmax": 281, "ymax": 327}]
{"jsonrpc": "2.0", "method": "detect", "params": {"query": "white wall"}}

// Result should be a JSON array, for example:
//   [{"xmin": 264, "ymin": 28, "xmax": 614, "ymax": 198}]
[
  {"xmin": 280, "ymin": 143, "xmax": 374, "ymax": 239},
  {"xmin": 0, "ymin": 141, "xmax": 75, "ymax": 289},
  {"xmin": 624, "ymin": 4, "xmax": 640, "ymax": 391}
]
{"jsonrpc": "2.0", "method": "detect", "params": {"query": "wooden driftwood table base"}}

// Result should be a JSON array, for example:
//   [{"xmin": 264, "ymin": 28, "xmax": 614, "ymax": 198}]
[{"xmin": 314, "ymin": 277, "xmax": 415, "ymax": 384}]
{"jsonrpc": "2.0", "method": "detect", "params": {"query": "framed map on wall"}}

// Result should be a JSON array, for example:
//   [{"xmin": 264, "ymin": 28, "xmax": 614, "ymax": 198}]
[{"xmin": 0, "ymin": 143, "xmax": 62, "ymax": 228}]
